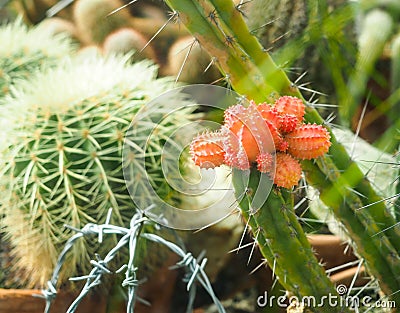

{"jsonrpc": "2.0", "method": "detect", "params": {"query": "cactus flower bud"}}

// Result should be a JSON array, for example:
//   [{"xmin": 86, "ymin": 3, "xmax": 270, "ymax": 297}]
[
  {"xmin": 274, "ymin": 96, "xmax": 305, "ymax": 123},
  {"xmin": 273, "ymin": 153, "xmax": 302, "ymax": 188},
  {"xmin": 278, "ymin": 113, "xmax": 298, "ymax": 133},
  {"xmin": 190, "ymin": 131, "xmax": 226, "ymax": 168},
  {"xmin": 286, "ymin": 124, "xmax": 331, "ymax": 159}
]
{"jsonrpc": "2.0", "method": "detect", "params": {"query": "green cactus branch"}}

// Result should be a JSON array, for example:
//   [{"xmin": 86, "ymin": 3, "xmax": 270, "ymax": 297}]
[
  {"xmin": 303, "ymin": 159, "xmax": 400, "ymax": 301},
  {"xmin": 208, "ymin": 0, "xmax": 295, "ymax": 96},
  {"xmin": 164, "ymin": 0, "xmax": 273, "ymax": 100},
  {"xmin": 164, "ymin": 0, "xmax": 400, "ymax": 303},
  {"xmin": 232, "ymin": 169, "xmax": 344, "ymax": 312}
]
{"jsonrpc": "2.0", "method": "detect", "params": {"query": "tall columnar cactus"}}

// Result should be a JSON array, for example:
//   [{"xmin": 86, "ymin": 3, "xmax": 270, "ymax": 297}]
[
  {"xmin": 164, "ymin": 0, "xmax": 400, "ymax": 306},
  {"xmin": 0, "ymin": 18, "xmax": 73, "ymax": 99},
  {"xmin": 190, "ymin": 96, "xmax": 342, "ymax": 312},
  {"xmin": 0, "ymin": 54, "xmax": 195, "ymax": 287}
]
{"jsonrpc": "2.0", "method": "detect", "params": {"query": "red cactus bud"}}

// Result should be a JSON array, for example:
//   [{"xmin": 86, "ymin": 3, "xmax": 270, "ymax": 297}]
[
  {"xmin": 222, "ymin": 126, "xmax": 251, "ymax": 170},
  {"xmin": 279, "ymin": 114, "xmax": 298, "ymax": 133},
  {"xmin": 256, "ymin": 103, "xmax": 280, "ymax": 128},
  {"xmin": 255, "ymin": 103, "xmax": 287, "ymax": 149},
  {"xmin": 286, "ymin": 124, "xmax": 331, "ymax": 160},
  {"xmin": 274, "ymin": 96, "xmax": 305, "ymax": 122},
  {"xmin": 276, "ymin": 140, "xmax": 289, "ymax": 152},
  {"xmin": 256, "ymin": 153, "xmax": 274, "ymax": 173},
  {"xmin": 273, "ymin": 153, "xmax": 302, "ymax": 188},
  {"xmin": 190, "ymin": 131, "xmax": 225, "ymax": 169}
]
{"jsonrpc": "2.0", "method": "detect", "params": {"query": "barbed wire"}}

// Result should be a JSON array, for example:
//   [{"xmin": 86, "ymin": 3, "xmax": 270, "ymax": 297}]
[
  {"xmin": 142, "ymin": 233, "xmax": 225, "ymax": 313},
  {"xmin": 38, "ymin": 208, "xmax": 225, "ymax": 313}
]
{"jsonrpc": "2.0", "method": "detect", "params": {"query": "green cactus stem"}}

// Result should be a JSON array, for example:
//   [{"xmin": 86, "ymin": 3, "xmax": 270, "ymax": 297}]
[
  {"xmin": 232, "ymin": 169, "xmax": 344, "ymax": 312},
  {"xmin": 303, "ymin": 157, "xmax": 400, "ymax": 297}
]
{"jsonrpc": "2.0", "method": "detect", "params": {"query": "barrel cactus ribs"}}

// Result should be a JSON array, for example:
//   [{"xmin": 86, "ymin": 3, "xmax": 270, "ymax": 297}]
[{"xmin": 0, "ymin": 53, "xmax": 196, "ymax": 288}]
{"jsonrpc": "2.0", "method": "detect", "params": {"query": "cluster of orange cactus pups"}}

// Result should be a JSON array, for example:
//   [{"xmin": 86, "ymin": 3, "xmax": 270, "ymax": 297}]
[{"xmin": 190, "ymin": 96, "xmax": 331, "ymax": 188}]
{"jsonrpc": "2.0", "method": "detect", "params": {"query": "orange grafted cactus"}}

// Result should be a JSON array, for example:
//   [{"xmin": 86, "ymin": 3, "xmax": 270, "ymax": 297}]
[
  {"xmin": 190, "ymin": 131, "xmax": 225, "ymax": 168},
  {"xmin": 223, "ymin": 104, "xmax": 258, "ymax": 162},
  {"xmin": 189, "ymin": 96, "xmax": 331, "ymax": 189},
  {"xmin": 286, "ymin": 124, "xmax": 331, "ymax": 160},
  {"xmin": 223, "ymin": 103, "xmax": 275, "ymax": 164},
  {"xmin": 273, "ymin": 153, "xmax": 302, "ymax": 188},
  {"xmin": 254, "ymin": 103, "xmax": 287, "ymax": 151},
  {"xmin": 274, "ymin": 96, "xmax": 305, "ymax": 122},
  {"xmin": 222, "ymin": 127, "xmax": 251, "ymax": 170}
]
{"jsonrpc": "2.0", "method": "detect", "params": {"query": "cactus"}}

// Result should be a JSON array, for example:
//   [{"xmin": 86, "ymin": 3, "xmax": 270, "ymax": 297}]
[
  {"xmin": 190, "ymin": 96, "xmax": 341, "ymax": 312},
  {"xmin": 13, "ymin": 0, "xmax": 74, "ymax": 24},
  {"xmin": 245, "ymin": 0, "xmax": 308, "ymax": 51},
  {"xmin": 102, "ymin": 27, "xmax": 157, "ymax": 63},
  {"xmin": 0, "ymin": 54, "xmax": 196, "ymax": 288},
  {"xmin": 0, "ymin": 17, "xmax": 73, "ymax": 99},
  {"xmin": 165, "ymin": 0, "xmax": 400, "ymax": 306},
  {"xmin": 73, "ymin": 0, "xmax": 132, "ymax": 45}
]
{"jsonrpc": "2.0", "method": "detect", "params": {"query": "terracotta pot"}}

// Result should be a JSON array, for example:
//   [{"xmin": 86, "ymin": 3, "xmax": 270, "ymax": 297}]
[
  {"xmin": 0, "ymin": 252, "xmax": 179, "ymax": 313},
  {"xmin": 308, "ymin": 234, "xmax": 356, "ymax": 269},
  {"xmin": 0, "ymin": 289, "xmax": 106, "ymax": 313},
  {"xmin": 0, "ymin": 235, "xmax": 367, "ymax": 313}
]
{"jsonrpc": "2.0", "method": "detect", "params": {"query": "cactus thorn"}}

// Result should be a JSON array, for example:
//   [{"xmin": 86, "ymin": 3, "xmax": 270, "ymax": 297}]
[
  {"xmin": 247, "ymin": 235, "xmax": 258, "ymax": 265},
  {"xmin": 204, "ymin": 56, "xmax": 218, "ymax": 73},
  {"xmin": 249, "ymin": 259, "xmax": 268, "ymax": 275},
  {"xmin": 174, "ymin": 38, "xmax": 197, "ymax": 84},
  {"xmin": 140, "ymin": 11, "xmax": 178, "ymax": 54},
  {"xmin": 107, "ymin": 0, "xmax": 139, "ymax": 17},
  {"xmin": 229, "ymin": 241, "xmax": 254, "ymax": 254}
]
